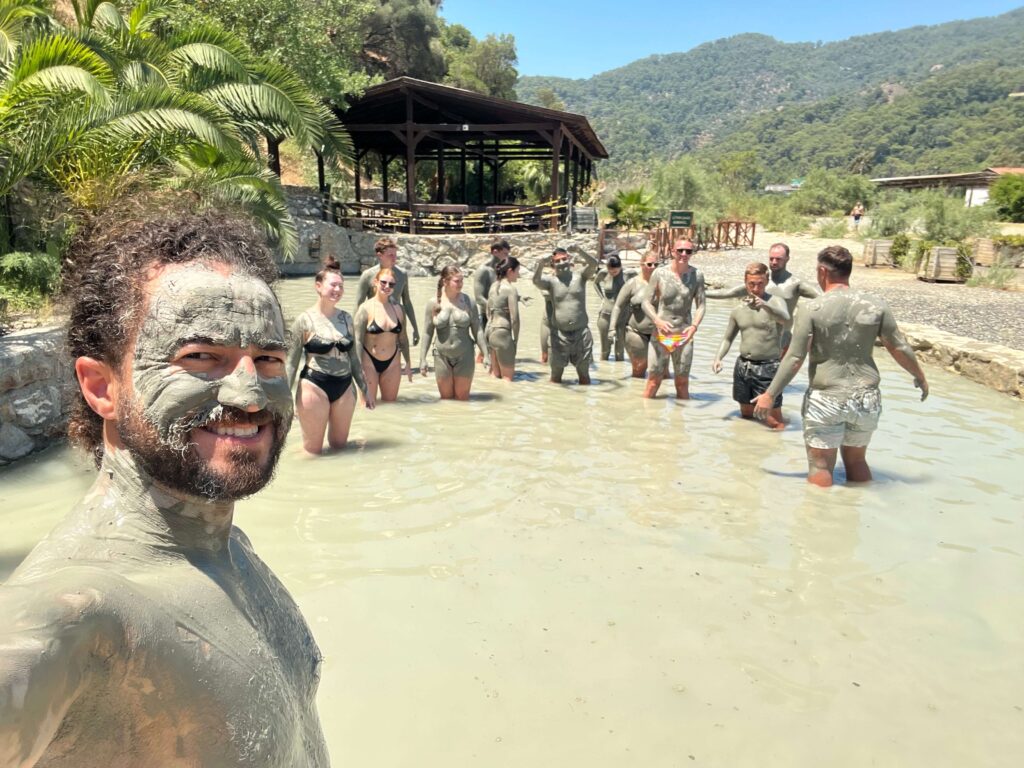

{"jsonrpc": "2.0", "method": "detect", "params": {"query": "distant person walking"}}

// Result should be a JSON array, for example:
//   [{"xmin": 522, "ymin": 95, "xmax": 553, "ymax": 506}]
[
  {"xmin": 850, "ymin": 201, "xmax": 865, "ymax": 230},
  {"xmin": 754, "ymin": 246, "xmax": 929, "ymax": 487}
]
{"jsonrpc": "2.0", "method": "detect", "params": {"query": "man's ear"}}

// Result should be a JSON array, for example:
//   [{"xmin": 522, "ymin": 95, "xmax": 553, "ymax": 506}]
[{"xmin": 75, "ymin": 357, "xmax": 121, "ymax": 420}]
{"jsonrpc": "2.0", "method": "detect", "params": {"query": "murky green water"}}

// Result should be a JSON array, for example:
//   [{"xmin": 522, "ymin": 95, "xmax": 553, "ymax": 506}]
[{"xmin": 3, "ymin": 275, "xmax": 1023, "ymax": 766}]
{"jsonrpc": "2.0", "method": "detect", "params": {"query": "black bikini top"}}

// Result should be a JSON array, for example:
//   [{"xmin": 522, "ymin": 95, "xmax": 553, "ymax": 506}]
[
  {"xmin": 303, "ymin": 336, "xmax": 353, "ymax": 355},
  {"xmin": 367, "ymin": 317, "xmax": 402, "ymax": 335}
]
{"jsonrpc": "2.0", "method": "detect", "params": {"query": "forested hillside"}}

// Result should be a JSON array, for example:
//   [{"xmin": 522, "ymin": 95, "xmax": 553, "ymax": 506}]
[{"xmin": 518, "ymin": 8, "xmax": 1024, "ymax": 178}]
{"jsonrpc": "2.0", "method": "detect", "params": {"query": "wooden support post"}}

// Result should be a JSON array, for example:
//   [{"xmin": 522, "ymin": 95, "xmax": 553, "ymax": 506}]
[
  {"xmin": 267, "ymin": 136, "xmax": 281, "ymax": 177},
  {"xmin": 562, "ymin": 148, "xmax": 569, "ymax": 202},
  {"xmin": 436, "ymin": 144, "xmax": 445, "ymax": 203},
  {"xmin": 491, "ymin": 144, "xmax": 499, "ymax": 203},
  {"xmin": 354, "ymin": 149, "xmax": 362, "ymax": 202},
  {"xmin": 460, "ymin": 147, "xmax": 467, "ymax": 204},
  {"xmin": 316, "ymin": 151, "xmax": 326, "ymax": 193},
  {"xmin": 381, "ymin": 153, "xmax": 389, "ymax": 203},
  {"xmin": 549, "ymin": 126, "xmax": 562, "ymax": 202}
]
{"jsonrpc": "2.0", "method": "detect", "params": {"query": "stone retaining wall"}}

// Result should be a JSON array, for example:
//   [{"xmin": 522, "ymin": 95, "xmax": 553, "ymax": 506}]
[
  {"xmin": 0, "ymin": 327, "xmax": 71, "ymax": 465},
  {"xmin": 900, "ymin": 322, "xmax": 1024, "ymax": 400}
]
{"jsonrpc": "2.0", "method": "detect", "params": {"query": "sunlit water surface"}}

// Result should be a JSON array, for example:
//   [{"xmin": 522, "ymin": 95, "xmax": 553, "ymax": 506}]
[{"xmin": 2, "ymin": 274, "xmax": 1023, "ymax": 766}]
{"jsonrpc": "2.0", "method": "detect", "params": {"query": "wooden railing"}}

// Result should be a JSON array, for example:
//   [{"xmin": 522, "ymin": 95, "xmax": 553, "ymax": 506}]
[
  {"xmin": 606, "ymin": 220, "xmax": 757, "ymax": 256},
  {"xmin": 327, "ymin": 199, "xmax": 568, "ymax": 234}
]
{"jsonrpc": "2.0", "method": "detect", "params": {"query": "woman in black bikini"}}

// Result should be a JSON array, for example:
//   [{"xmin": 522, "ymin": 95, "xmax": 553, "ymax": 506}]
[
  {"xmin": 354, "ymin": 266, "xmax": 412, "ymax": 403},
  {"xmin": 287, "ymin": 256, "xmax": 372, "ymax": 454}
]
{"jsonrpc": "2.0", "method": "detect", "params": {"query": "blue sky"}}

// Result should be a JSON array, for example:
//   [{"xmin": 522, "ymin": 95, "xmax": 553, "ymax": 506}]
[{"xmin": 441, "ymin": 0, "xmax": 1024, "ymax": 79}]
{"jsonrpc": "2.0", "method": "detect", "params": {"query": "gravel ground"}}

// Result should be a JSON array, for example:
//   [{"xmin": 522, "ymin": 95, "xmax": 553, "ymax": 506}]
[{"xmin": 686, "ymin": 230, "xmax": 1024, "ymax": 352}]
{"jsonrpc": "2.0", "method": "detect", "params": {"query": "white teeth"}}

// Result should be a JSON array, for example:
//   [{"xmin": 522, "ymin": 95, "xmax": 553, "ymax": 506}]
[{"xmin": 209, "ymin": 424, "xmax": 258, "ymax": 437}]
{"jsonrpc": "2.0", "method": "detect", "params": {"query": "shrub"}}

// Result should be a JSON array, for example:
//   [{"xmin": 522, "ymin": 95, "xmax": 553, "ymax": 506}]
[
  {"xmin": 814, "ymin": 218, "xmax": 848, "ymax": 239},
  {"xmin": 967, "ymin": 263, "xmax": 1017, "ymax": 289},
  {"xmin": 890, "ymin": 233, "xmax": 911, "ymax": 267},
  {"xmin": 910, "ymin": 240, "xmax": 935, "ymax": 273},
  {"xmin": 755, "ymin": 197, "xmax": 809, "ymax": 233},
  {"xmin": 0, "ymin": 250, "xmax": 61, "ymax": 296},
  {"xmin": 915, "ymin": 190, "xmax": 995, "ymax": 242},
  {"xmin": 988, "ymin": 174, "xmax": 1024, "ymax": 223},
  {"xmin": 864, "ymin": 191, "xmax": 916, "ymax": 237}
]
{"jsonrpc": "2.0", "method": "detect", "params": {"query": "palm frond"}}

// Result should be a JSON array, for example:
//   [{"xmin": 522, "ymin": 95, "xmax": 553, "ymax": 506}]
[{"xmin": 5, "ymin": 32, "xmax": 115, "ymax": 98}]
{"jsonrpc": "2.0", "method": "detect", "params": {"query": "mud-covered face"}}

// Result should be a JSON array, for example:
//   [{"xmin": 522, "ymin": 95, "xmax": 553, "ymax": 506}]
[
  {"xmin": 744, "ymin": 273, "xmax": 767, "ymax": 299},
  {"xmin": 553, "ymin": 253, "xmax": 571, "ymax": 273},
  {"xmin": 316, "ymin": 272, "xmax": 344, "ymax": 304},
  {"xmin": 673, "ymin": 241, "xmax": 693, "ymax": 267},
  {"xmin": 768, "ymin": 247, "xmax": 789, "ymax": 275},
  {"xmin": 119, "ymin": 263, "xmax": 293, "ymax": 501}
]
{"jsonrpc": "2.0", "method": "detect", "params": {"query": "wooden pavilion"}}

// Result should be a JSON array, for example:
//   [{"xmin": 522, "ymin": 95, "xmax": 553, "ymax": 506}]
[{"xmin": 328, "ymin": 77, "xmax": 608, "ymax": 233}]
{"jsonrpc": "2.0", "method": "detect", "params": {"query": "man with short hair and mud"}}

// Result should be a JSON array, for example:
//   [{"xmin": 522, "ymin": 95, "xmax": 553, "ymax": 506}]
[
  {"xmin": 707, "ymin": 241, "xmax": 819, "ymax": 349},
  {"xmin": 0, "ymin": 205, "xmax": 329, "ymax": 766},
  {"xmin": 711, "ymin": 262, "xmax": 790, "ymax": 429},
  {"xmin": 641, "ymin": 239, "xmax": 706, "ymax": 399},
  {"xmin": 474, "ymin": 239, "xmax": 509, "ymax": 361},
  {"xmin": 355, "ymin": 235, "xmax": 420, "ymax": 345},
  {"xmin": 754, "ymin": 245, "xmax": 929, "ymax": 487},
  {"xmin": 532, "ymin": 246, "xmax": 600, "ymax": 384}
]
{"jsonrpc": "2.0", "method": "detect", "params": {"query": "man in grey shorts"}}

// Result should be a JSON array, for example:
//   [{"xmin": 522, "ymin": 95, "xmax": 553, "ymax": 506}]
[
  {"xmin": 532, "ymin": 246, "xmax": 599, "ymax": 384},
  {"xmin": 754, "ymin": 245, "xmax": 929, "ymax": 487}
]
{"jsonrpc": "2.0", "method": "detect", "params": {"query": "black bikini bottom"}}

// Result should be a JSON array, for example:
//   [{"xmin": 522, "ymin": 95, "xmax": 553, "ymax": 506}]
[
  {"xmin": 363, "ymin": 346, "xmax": 398, "ymax": 374},
  {"xmin": 300, "ymin": 367, "xmax": 352, "ymax": 404}
]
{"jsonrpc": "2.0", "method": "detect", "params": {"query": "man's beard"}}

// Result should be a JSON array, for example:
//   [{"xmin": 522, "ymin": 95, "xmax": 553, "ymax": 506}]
[{"xmin": 117, "ymin": 398, "xmax": 289, "ymax": 502}]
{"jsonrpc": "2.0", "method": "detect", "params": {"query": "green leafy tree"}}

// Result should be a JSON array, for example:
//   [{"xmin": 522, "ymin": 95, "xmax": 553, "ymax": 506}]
[
  {"xmin": 533, "ymin": 87, "xmax": 565, "ymax": 111},
  {"xmin": 607, "ymin": 187, "xmax": 659, "ymax": 231},
  {"xmin": 186, "ymin": 0, "xmax": 376, "ymax": 102},
  {"xmin": 988, "ymin": 173, "xmax": 1024, "ymax": 222},
  {"xmin": 0, "ymin": 0, "xmax": 351, "ymax": 258},
  {"xmin": 361, "ymin": 0, "xmax": 445, "ymax": 82}
]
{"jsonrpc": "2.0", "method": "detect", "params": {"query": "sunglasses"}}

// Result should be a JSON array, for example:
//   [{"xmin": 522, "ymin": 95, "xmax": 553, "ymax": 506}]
[
  {"xmin": 643, "ymin": 262, "xmax": 658, "ymax": 267},
  {"xmin": 378, "ymin": 280, "xmax": 395, "ymax": 288},
  {"xmin": 675, "ymin": 248, "xmax": 693, "ymax": 255}
]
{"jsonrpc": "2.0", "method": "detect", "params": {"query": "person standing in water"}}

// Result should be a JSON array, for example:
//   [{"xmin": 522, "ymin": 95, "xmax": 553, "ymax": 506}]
[
  {"xmin": 532, "ymin": 246, "xmax": 600, "ymax": 384},
  {"xmin": 486, "ymin": 256, "xmax": 521, "ymax": 381},
  {"xmin": 706, "ymin": 242, "xmax": 819, "ymax": 350},
  {"xmin": 593, "ymin": 254, "xmax": 630, "ymax": 362},
  {"xmin": 355, "ymin": 267, "xmax": 412, "ymax": 403},
  {"xmin": 754, "ymin": 245, "xmax": 929, "ymax": 487},
  {"xmin": 641, "ymin": 239, "xmax": 706, "ymax": 399},
  {"xmin": 473, "ymin": 239, "xmax": 508, "ymax": 360},
  {"xmin": 420, "ymin": 265, "xmax": 488, "ymax": 400},
  {"xmin": 609, "ymin": 250, "xmax": 659, "ymax": 378},
  {"xmin": 287, "ymin": 255, "xmax": 372, "ymax": 454},
  {"xmin": 355, "ymin": 236, "xmax": 420, "ymax": 345},
  {"xmin": 711, "ymin": 262, "xmax": 790, "ymax": 430},
  {"xmin": 0, "ymin": 204, "xmax": 329, "ymax": 766}
]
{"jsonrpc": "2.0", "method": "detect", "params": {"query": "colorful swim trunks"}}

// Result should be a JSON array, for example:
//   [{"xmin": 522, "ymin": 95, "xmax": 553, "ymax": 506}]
[{"xmin": 656, "ymin": 332, "xmax": 691, "ymax": 352}]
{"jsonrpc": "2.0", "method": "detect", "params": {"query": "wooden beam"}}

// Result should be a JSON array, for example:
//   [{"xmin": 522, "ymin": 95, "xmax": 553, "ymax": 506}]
[
  {"xmin": 381, "ymin": 153, "xmax": 389, "ymax": 203},
  {"xmin": 460, "ymin": 147, "xmax": 467, "ymax": 205},
  {"xmin": 550, "ymin": 126, "xmax": 562, "ymax": 201},
  {"xmin": 346, "ymin": 122, "xmax": 558, "ymax": 133},
  {"xmin": 436, "ymin": 144, "xmax": 444, "ymax": 203}
]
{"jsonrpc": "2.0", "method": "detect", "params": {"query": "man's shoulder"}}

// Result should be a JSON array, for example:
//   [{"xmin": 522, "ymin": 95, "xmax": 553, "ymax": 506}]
[{"xmin": 359, "ymin": 265, "xmax": 379, "ymax": 280}]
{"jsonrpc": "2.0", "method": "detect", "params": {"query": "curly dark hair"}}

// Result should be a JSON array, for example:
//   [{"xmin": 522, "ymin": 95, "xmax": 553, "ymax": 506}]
[{"xmin": 60, "ymin": 198, "xmax": 279, "ymax": 463}]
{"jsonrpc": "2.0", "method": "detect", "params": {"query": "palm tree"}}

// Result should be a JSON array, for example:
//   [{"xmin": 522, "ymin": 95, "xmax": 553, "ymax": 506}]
[
  {"xmin": 607, "ymin": 187, "xmax": 659, "ymax": 232},
  {"xmin": 0, "ymin": 0, "xmax": 352, "ymax": 257}
]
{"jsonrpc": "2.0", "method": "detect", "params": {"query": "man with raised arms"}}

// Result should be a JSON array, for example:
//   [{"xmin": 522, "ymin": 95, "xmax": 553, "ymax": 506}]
[
  {"xmin": 532, "ymin": 246, "xmax": 600, "ymax": 384},
  {"xmin": 707, "ymin": 242, "xmax": 819, "ymax": 349},
  {"xmin": 355, "ymin": 235, "xmax": 420, "ymax": 345},
  {"xmin": 473, "ymin": 239, "xmax": 508, "ymax": 361},
  {"xmin": 711, "ymin": 262, "xmax": 790, "ymax": 429},
  {"xmin": 754, "ymin": 245, "xmax": 929, "ymax": 487},
  {"xmin": 641, "ymin": 239, "xmax": 706, "ymax": 399},
  {"xmin": 0, "ymin": 205, "xmax": 328, "ymax": 766}
]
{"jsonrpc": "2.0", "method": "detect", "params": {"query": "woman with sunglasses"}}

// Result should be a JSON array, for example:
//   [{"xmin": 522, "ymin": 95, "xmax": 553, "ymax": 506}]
[
  {"xmin": 287, "ymin": 256, "xmax": 373, "ymax": 454},
  {"xmin": 609, "ymin": 249, "xmax": 660, "ymax": 378},
  {"xmin": 641, "ymin": 239, "xmax": 706, "ymax": 399},
  {"xmin": 354, "ymin": 267, "xmax": 412, "ymax": 403},
  {"xmin": 593, "ymin": 254, "xmax": 629, "ymax": 362},
  {"xmin": 420, "ymin": 265, "xmax": 487, "ymax": 400}
]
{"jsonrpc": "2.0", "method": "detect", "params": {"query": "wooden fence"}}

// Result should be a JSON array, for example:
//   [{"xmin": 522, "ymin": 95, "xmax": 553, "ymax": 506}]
[{"xmin": 603, "ymin": 220, "xmax": 757, "ymax": 257}]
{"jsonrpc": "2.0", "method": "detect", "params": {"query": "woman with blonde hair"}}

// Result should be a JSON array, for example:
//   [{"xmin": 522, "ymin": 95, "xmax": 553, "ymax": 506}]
[
  {"xmin": 354, "ymin": 266, "xmax": 412, "ymax": 402},
  {"xmin": 420, "ymin": 265, "xmax": 487, "ymax": 400},
  {"xmin": 287, "ymin": 256, "xmax": 372, "ymax": 453},
  {"xmin": 486, "ymin": 256, "xmax": 520, "ymax": 381}
]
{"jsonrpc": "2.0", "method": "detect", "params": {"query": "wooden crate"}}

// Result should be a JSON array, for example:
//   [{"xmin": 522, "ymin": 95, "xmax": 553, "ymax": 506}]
[
  {"xmin": 862, "ymin": 240, "xmax": 894, "ymax": 267},
  {"xmin": 917, "ymin": 246, "xmax": 968, "ymax": 282},
  {"xmin": 973, "ymin": 238, "xmax": 997, "ymax": 267}
]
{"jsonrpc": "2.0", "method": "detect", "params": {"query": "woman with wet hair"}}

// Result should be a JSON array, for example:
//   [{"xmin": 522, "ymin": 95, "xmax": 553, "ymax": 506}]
[
  {"xmin": 609, "ymin": 250, "xmax": 660, "ymax": 378},
  {"xmin": 287, "ymin": 256, "xmax": 372, "ymax": 453},
  {"xmin": 593, "ymin": 254, "xmax": 629, "ymax": 362},
  {"xmin": 486, "ymin": 256, "xmax": 521, "ymax": 381},
  {"xmin": 354, "ymin": 266, "xmax": 412, "ymax": 403},
  {"xmin": 420, "ymin": 265, "xmax": 487, "ymax": 400}
]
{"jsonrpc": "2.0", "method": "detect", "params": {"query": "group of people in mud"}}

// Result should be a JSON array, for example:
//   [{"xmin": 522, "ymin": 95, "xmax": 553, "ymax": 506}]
[
  {"xmin": 0, "ymin": 203, "xmax": 932, "ymax": 767},
  {"xmin": 289, "ymin": 234, "xmax": 929, "ymax": 488}
]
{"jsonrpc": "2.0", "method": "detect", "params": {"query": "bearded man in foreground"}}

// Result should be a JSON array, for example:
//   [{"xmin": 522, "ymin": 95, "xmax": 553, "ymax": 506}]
[{"xmin": 0, "ymin": 204, "xmax": 329, "ymax": 767}]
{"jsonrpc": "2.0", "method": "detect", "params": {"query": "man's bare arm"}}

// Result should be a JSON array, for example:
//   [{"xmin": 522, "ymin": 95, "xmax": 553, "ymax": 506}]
[
  {"xmin": 798, "ymin": 280, "xmax": 822, "ymax": 300},
  {"xmin": 705, "ymin": 283, "xmax": 745, "ymax": 300},
  {"xmin": 762, "ymin": 309, "xmax": 813, "ymax": 401},
  {"xmin": 400, "ymin": 277, "xmax": 420, "ymax": 345},
  {"xmin": 879, "ymin": 308, "xmax": 929, "ymax": 400}
]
